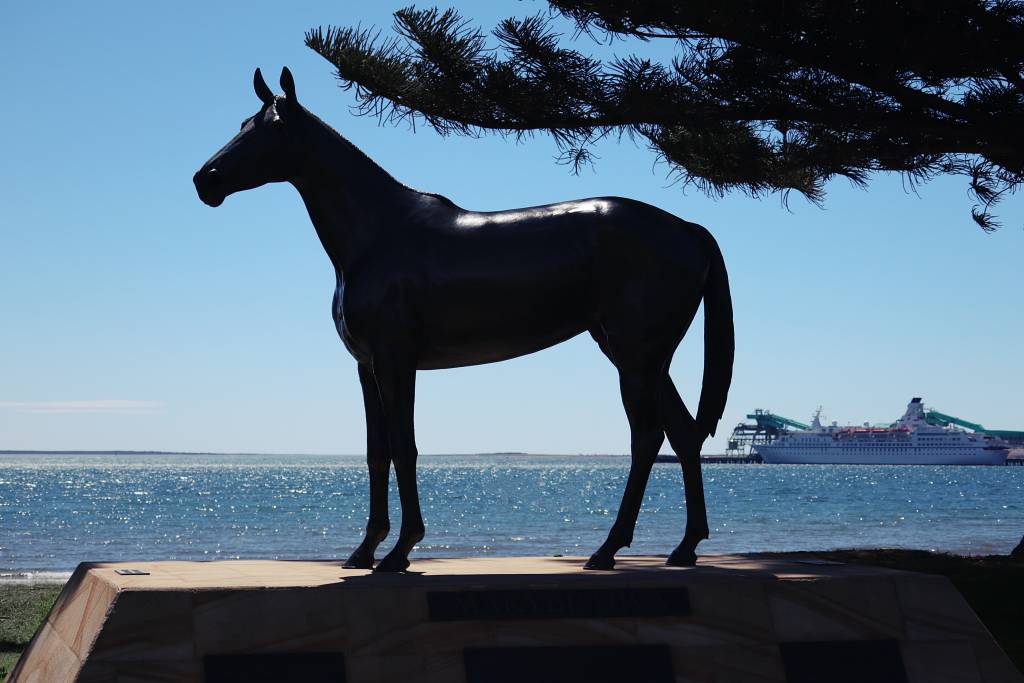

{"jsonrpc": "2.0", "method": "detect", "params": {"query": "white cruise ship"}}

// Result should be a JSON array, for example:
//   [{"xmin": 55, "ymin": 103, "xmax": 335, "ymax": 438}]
[{"xmin": 756, "ymin": 398, "xmax": 1009, "ymax": 465}]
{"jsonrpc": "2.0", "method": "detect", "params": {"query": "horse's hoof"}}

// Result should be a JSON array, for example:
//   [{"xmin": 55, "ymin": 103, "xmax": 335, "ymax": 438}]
[
  {"xmin": 666, "ymin": 549, "xmax": 698, "ymax": 567},
  {"xmin": 342, "ymin": 549, "xmax": 374, "ymax": 570},
  {"xmin": 583, "ymin": 553, "xmax": 615, "ymax": 570},
  {"xmin": 373, "ymin": 553, "xmax": 410, "ymax": 573}
]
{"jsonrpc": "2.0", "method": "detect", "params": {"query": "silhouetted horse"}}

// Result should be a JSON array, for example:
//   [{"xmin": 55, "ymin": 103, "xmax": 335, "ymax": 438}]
[{"xmin": 194, "ymin": 68, "xmax": 734, "ymax": 572}]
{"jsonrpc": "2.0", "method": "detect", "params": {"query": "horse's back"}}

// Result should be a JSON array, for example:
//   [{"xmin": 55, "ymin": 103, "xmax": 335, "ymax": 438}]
[
  {"xmin": 340, "ymin": 195, "xmax": 717, "ymax": 369},
  {"xmin": 451, "ymin": 195, "xmax": 716, "ymax": 293},
  {"xmin": 448, "ymin": 195, "xmax": 715, "ymax": 269}
]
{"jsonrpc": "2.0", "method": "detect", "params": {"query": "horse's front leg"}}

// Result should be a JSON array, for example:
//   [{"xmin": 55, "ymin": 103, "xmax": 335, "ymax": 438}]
[
  {"xmin": 369, "ymin": 356, "xmax": 424, "ymax": 573},
  {"xmin": 343, "ymin": 363, "xmax": 392, "ymax": 569}
]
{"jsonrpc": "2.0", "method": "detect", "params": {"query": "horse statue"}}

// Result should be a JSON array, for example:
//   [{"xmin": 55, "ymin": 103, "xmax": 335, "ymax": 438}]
[{"xmin": 193, "ymin": 68, "xmax": 734, "ymax": 573}]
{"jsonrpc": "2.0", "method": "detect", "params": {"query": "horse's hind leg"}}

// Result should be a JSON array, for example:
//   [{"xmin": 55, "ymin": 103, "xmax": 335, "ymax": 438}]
[
  {"xmin": 662, "ymin": 376, "xmax": 710, "ymax": 566},
  {"xmin": 585, "ymin": 356, "xmax": 665, "ymax": 570}
]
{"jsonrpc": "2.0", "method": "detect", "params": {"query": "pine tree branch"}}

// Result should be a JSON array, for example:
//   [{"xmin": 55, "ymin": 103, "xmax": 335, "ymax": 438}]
[{"xmin": 306, "ymin": 1, "xmax": 1024, "ymax": 229}]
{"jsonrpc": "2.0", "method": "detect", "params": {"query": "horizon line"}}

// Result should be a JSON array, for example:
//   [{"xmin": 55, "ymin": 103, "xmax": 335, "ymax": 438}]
[{"xmin": 0, "ymin": 449, "xmax": 628, "ymax": 457}]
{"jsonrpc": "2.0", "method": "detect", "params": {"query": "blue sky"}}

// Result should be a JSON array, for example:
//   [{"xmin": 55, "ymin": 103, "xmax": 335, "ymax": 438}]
[{"xmin": 2, "ymin": 2, "xmax": 1021, "ymax": 454}]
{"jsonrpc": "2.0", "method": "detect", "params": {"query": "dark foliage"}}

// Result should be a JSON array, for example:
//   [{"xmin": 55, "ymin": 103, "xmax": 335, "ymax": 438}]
[{"xmin": 306, "ymin": 1, "xmax": 1024, "ymax": 230}]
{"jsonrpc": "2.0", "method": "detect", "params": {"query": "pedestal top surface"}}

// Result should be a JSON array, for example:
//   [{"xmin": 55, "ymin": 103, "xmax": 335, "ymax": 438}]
[
  {"xmin": 73, "ymin": 554, "xmax": 917, "ymax": 591},
  {"xmin": 12, "ymin": 554, "xmax": 1016, "ymax": 683}
]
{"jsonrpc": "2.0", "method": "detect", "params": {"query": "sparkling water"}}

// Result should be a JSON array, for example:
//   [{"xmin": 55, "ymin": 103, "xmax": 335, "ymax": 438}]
[{"xmin": 1, "ymin": 453, "xmax": 1021, "ymax": 576}]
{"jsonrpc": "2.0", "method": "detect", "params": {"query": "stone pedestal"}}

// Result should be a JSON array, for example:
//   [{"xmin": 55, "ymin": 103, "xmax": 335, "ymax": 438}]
[{"xmin": 5, "ymin": 555, "xmax": 1020, "ymax": 682}]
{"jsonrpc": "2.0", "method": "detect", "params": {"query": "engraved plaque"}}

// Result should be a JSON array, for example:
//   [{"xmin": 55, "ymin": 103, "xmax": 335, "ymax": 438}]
[
  {"xmin": 204, "ymin": 653, "xmax": 346, "ymax": 682},
  {"xmin": 428, "ymin": 587, "xmax": 690, "ymax": 621},
  {"xmin": 464, "ymin": 644, "xmax": 674, "ymax": 683},
  {"xmin": 780, "ymin": 640, "xmax": 907, "ymax": 683}
]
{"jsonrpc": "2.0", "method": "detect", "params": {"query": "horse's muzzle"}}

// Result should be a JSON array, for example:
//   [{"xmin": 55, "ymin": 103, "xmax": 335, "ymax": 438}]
[{"xmin": 193, "ymin": 168, "xmax": 225, "ymax": 207}]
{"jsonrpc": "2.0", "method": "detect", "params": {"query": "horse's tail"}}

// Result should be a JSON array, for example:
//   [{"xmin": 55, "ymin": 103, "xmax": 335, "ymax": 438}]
[{"xmin": 694, "ymin": 236, "xmax": 734, "ymax": 442}]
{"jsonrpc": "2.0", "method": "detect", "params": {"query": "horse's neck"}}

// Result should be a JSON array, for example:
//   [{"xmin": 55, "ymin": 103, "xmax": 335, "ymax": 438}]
[{"xmin": 290, "ymin": 118, "xmax": 417, "ymax": 273}]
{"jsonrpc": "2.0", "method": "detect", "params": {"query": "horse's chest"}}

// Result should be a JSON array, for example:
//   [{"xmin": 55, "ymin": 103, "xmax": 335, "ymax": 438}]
[
  {"xmin": 332, "ymin": 281, "xmax": 370, "ymax": 363},
  {"xmin": 332, "ymin": 278, "xmax": 403, "ymax": 363}
]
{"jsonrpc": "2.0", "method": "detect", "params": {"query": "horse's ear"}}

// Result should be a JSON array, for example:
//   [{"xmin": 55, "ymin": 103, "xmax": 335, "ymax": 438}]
[
  {"xmin": 280, "ymin": 67, "xmax": 298, "ymax": 104},
  {"xmin": 253, "ymin": 68, "xmax": 274, "ymax": 106}
]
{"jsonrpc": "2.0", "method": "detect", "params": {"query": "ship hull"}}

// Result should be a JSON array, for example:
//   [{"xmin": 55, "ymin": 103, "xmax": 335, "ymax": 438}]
[{"xmin": 757, "ymin": 446, "xmax": 1007, "ymax": 465}]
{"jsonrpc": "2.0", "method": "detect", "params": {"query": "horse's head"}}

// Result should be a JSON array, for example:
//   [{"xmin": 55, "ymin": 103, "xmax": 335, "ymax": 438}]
[{"xmin": 193, "ymin": 67, "xmax": 304, "ymax": 207}]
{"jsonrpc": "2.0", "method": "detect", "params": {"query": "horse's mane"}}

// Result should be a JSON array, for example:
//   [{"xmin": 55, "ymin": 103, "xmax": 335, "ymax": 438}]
[{"xmin": 300, "ymin": 104, "xmax": 458, "ymax": 209}]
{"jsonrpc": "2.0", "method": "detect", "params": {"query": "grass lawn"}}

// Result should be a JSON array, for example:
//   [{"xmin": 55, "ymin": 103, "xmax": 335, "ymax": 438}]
[
  {"xmin": 0, "ymin": 551, "xmax": 1020, "ymax": 678},
  {"xmin": 0, "ymin": 653, "xmax": 21, "ymax": 682},
  {"xmin": 0, "ymin": 583, "xmax": 62, "ymax": 680}
]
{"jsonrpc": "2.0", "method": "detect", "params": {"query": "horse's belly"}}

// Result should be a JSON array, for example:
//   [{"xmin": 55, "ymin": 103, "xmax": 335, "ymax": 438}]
[
  {"xmin": 416, "ymin": 285, "xmax": 591, "ymax": 369},
  {"xmin": 416, "ymin": 320, "xmax": 588, "ymax": 370}
]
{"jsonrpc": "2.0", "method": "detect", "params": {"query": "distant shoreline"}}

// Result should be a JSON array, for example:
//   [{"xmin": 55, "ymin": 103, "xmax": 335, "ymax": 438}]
[{"xmin": 0, "ymin": 450, "xmax": 593, "ymax": 457}]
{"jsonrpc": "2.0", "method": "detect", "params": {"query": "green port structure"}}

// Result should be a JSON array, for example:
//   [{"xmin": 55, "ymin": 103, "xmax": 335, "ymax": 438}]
[
  {"xmin": 923, "ymin": 411, "xmax": 1024, "ymax": 446},
  {"xmin": 726, "ymin": 409, "xmax": 810, "ymax": 457},
  {"xmin": 726, "ymin": 406, "xmax": 1024, "ymax": 457}
]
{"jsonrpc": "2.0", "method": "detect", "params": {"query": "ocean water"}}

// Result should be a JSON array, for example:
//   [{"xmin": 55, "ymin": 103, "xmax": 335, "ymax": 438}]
[{"xmin": 1, "ymin": 453, "xmax": 1021, "ymax": 577}]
